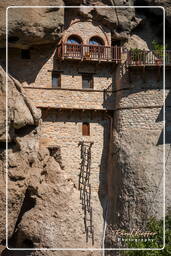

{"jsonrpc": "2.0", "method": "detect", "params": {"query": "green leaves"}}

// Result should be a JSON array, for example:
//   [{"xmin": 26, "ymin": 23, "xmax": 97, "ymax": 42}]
[
  {"xmin": 124, "ymin": 215, "xmax": 171, "ymax": 256},
  {"xmin": 130, "ymin": 48, "xmax": 146, "ymax": 62},
  {"xmin": 152, "ymin": 40, "xmax": 167, "ymax": 51}
]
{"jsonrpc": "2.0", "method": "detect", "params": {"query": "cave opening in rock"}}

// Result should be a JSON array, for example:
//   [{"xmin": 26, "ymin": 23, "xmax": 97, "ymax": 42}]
[
  {"xmin": 0, "ymin": 141, "xmax": 16, "ymax": 150},
  {"xmin": 0, "ymin": 142, "xmax": 6, "ymax": 150},
  {"xmin": 15, "ymin": 125, "xmax": 37, "ymax": 137},
  {"xmin": 8, "ymin": 36, "xmax": 19, "ymax": 43},
  {"xmin": 21, "ymin": 49, "xmax": 31, "ymax": 59},
  {"xmin": 134, "ymin": 0, "xmax": 149, "ymax": 6},
  {"xmin": 48, "ymin": 146, "xmax": 64, "ymax": 169}
]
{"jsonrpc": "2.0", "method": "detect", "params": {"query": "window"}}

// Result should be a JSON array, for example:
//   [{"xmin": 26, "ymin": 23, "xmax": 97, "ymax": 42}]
[
  {"xmin": 89, "ymin": 36, "xmax": 104, "ymax": 55},
  {"xmin": 82, "ymin": 122, "xmax": 90, "ymax": 136},
  {"xmin": 52, "ymin": 72, "xmax": 61, "ymax": 88},
  {"xmin": 82, "ymin": 74, "xmax": 93, "ymax": 89},
  {"xmin": 66, "ymin": 35, "xmax": 82, "ymax": 55},
  {"xmin": 89, "ymin": 36, "xmax": 104, "ymax": 46},
  {"xmin": 67, "ymin": 35, "xmax": 82, "ymax": 45},
  {"xmin": 21, "ymin": 49, "xmax": 30, "ymax": 59}
]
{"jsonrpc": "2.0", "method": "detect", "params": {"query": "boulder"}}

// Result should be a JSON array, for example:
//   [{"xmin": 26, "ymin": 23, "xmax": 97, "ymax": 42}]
[
  {"xmin": 0, "ymin": 0, "xmax": 64, "ymax": 48},
  {"xmin": 0, "ymin": 66, "xmax": 41, "ymax": 142}
]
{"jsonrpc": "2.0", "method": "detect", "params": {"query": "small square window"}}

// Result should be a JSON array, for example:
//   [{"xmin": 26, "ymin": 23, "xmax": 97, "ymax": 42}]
[
  {"xmin": 21, "ymin": 49, "xmax": 30, "ymax": 59},
  {"xmin": 52, "ymin": 72, "xmax": 61, "ymax": 88},
  {"xmin": 82, "ymin": 122, "xmax": 90, "ymax": 136},
  {"xmin": 82, "ymin": 74, "xmax": 93, "ymax": 89}
]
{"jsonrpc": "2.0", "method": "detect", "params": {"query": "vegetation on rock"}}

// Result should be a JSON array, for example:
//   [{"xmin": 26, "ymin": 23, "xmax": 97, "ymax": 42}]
[{"xmin": 124, "ymin": 215, "xmax": 171, "ymax": 256}]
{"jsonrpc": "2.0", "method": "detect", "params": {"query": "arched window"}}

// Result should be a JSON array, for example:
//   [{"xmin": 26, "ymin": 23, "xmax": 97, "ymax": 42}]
[
  {"xmin": 89, "ymin": 36, "xmax": 104, "ymax": 55},
  {"xmin": 89, "ymin": 36, "xmax": 104, "ymax": 46},
  {"xmin": 67, "ymin": 35, "xmax": 82, "ymax": 45},
  {"xmin": 66, "ymin": 35, "xmax": 82, "ymax": 57}
]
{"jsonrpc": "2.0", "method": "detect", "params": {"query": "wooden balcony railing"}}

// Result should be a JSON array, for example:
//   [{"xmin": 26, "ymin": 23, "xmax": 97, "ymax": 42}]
[
  {"xmin": 57, "ymin": 43, "xmax": 122, "ymax": 63},
  {"xmin": 56, "ymin": 43, "xmax": 171, "ymax": 67},
  {"xmin": 127, "ymin": 50, "xmax": 171, "ymax": 66}
]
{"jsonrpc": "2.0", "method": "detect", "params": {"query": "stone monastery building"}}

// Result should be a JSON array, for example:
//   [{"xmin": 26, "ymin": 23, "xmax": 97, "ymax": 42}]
[{"xmin": 6, "ymin": 8, "xmax": 171, "ymax": 247}]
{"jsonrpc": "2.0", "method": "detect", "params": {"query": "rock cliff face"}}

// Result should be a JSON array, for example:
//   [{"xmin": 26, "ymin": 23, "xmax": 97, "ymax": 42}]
[
  {"xmin": 0, "ymin": 68, "xmax": 103, "ymax": 255},
  {"xmin": 0, "ymin": 66, "xmax": 41, "ymax": 142},
  {"xmin": 135, "ymin": 0, "xmax": 171, "ymax": 26},
  {"xmin": 0, "ymin": 1, "xmax": 171, "ymax": 255},
  {"xmin": 0, "ymin": 0, "xmax": 64, "ymax": 48}
]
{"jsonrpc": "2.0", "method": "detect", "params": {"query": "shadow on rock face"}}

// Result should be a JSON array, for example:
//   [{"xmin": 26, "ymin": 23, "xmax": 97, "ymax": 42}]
[{"xmin": 1, "ymin": 248, "xmax": 33, "ymax": 256}]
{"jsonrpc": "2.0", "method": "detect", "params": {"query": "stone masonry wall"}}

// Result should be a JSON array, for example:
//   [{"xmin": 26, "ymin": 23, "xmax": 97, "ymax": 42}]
[
  {"xmin": 24, "ymin": 87, "xmax": 115, "ymax": 110},
  {"xmin": 7, "ymin": 17, "xmax": 112, "ymax": 92},
  {"xmin": 40, "ymin": 109, "xmax": 110, "ymax": 247},
  {"xmin": 7, "ymin": 45, "xmax": 115, "ymax": 110},
  {"xmin": 7, "ymin": 45, "xmax": 55, "ymax": 88},
  {"xmin": 7, "ymin": 46, "xmax": 113, "ymax": 89},
  {"xmin": 107, "ymin": 68, "xmax": 171, "ymax": 234},
  {"xmin": 115, "ymin": 89, "xmax": 171, "ymax": 130},
  {"xmin": 62, "ymin": 20, "xmax": 111, "ymax": 46}
]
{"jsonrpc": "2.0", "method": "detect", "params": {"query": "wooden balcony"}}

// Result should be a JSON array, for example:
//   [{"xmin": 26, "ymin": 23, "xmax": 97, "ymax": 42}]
[
  {"xmin": 127, "ymin": 50, "xmax": 171, "ymax": 67},
  {"xmin": 56, "ymin": 43, "xmax": 122, "ymax": 63}
]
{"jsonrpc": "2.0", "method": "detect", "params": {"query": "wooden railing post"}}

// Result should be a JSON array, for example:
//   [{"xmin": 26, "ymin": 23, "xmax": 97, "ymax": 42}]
[
  {"xmin": 57, "ymin": 43, "xmax": 171, "ymax": 66},
  {"xmin": 111, "ymin": 46, "xmax": 113, "ymax": 61},
  {"xmin": 57, "ymin": 43, "xmax": 123, "ymax": 63},
  {"xmin": 81, "ymin": 44, "xmax": 83, "ymax": 59},
  {"xmin": 61, "ymin": 42, "xmax": 64, "ymax": 59}
]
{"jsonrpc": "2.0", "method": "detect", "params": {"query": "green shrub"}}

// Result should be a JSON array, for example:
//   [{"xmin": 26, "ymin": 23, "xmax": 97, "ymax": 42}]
[
  {"xmin": 130, "ymin": 48, "xmax": 146, "ymax": 62},
  {"xmin": 123, "ymin": 215, "xmax": 171, "ymax": 256},
  {"xmin": 152, "ymin": 40, "xmax": 167, "ymax": 59}
]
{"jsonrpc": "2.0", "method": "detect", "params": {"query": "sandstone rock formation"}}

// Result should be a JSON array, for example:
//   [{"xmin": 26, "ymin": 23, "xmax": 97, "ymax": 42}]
[
  {"xmin": 79, "ymin": 3, "xmax": 137, "ymax": 36},
  {"xmin": 0, "ymin": 0, "xmax": 64, "ymax": 48},
  {"xmin": 0, "ymin": 0, "xmax": 171, "ymax": 255},
  {"xmin": 0, "ymin": 66, "xmax": 41, "ymax": 142},
  {"xmin": 0, "ymin": 69, "xmax": 102, "ymax": 255},
  {"xmin": 135, "ymin": 0, "xmax": 171, "ymax": 26}
]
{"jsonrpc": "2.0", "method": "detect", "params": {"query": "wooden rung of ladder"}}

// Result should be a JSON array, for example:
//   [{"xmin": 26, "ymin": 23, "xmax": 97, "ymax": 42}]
[{"xmin": 79, "ymin": 140, "xmax": 94, "ymax": 246}]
